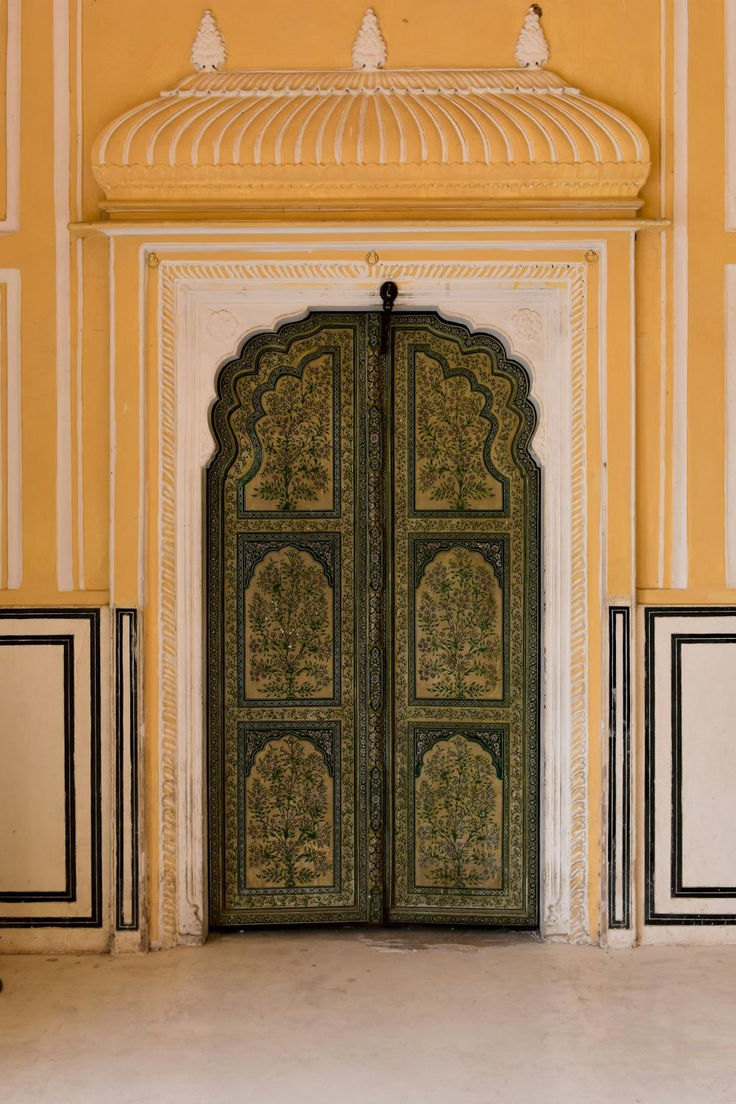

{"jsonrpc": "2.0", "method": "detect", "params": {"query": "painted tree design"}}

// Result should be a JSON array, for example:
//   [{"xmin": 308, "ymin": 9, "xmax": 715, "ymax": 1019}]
[
  {"xmin": 252, "ymin": 359, "xmax": 332, "ymax": 511},
  {"xmin": 416, "ymin": 735, "xmax": 500, "ymax": 888},
  {"xmin": 249, "ymin": 549, "xmax": 332, "ymax": 698},
  {"xmin": 248, "ymin": 735, "xmax": 332, "ymax": 888},
  {"xmin": 417, "ymin": 547, "xmax": 499, "ymax": 699},
  {"xmin": 416, "ymin": 358, "xmax": 495, "ymax": 510}
]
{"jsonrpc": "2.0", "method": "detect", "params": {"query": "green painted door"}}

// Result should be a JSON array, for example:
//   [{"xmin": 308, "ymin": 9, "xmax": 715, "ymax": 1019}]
[{"xmin": 207, "ymin": 311, "xmax": 539, "ymax": 927}]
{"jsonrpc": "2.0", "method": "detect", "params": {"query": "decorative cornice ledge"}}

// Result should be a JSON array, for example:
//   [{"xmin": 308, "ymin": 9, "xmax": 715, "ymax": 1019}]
[{"xmin": 91, "ymin": 13, "xmax": 650, "ymax": 221}]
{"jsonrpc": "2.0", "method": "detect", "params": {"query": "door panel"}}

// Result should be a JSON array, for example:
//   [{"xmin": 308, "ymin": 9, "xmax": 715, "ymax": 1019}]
[
  {"xmin": 208, "ymin": 310, "xmax": 539, "ymax": 927},
  {"xmin": 208, "ymin": 316, "xmax": 371, "ymax": 924},
  {"xmin": 388, "ymin": 316, "xmax": 539, "ymax": 925}
]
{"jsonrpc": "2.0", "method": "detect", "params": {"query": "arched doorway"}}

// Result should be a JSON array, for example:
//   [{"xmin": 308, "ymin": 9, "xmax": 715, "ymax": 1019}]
[{"xmin": 207, "ymin": 304, "xmax": 540, "ymax": 926}]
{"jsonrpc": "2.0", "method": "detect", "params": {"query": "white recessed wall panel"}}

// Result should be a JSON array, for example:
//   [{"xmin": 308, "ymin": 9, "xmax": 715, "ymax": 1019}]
[
  {"xmin": 0, "ymin": 641, "xmax": 69, "ymax": 893},
  {"xmin": 646, "ymin": 609, "xmax": 736, "ymax": 929},
  {"xmin": 0, "ymin": 611, "xmax": 104, "ymax": 929},
  {"xmin": 680, "ymin": 641, "xmax": 736, "ymax": 890}
]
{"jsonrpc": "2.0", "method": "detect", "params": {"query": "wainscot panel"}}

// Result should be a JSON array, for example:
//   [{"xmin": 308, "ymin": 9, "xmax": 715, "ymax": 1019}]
[{"xmin": 645, "ymin": 608, "xmax": 736, "ymax": 925}]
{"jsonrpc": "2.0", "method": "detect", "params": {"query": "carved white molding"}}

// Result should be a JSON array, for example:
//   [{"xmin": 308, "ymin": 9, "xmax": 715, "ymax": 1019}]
[
  {"xmin": 191, "ymin": 9, "xmax": 227, "ymax": 72},
  {"xmin": 510, "ymin": 306, "xmax": 544, "ymax": 344},
  {"xmin": 153, "ymin": 251, "xmax": 595, "ymax": 948},
  {"xmin": 352, "ymin": 8, "xmax": 387, "ymax": 70},
  {"xmin": 515, "ymin": 5, "xmax": 550, "ymax": 69}
]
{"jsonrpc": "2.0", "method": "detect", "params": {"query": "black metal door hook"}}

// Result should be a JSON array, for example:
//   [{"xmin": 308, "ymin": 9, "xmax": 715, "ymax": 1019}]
[
  {"xmin": 379, "ymin": 282, "xmax": 398, "ymax": 354},
  {"xmin": 380, "ymin": 281, "xmax": 398, "ymax": 312}
]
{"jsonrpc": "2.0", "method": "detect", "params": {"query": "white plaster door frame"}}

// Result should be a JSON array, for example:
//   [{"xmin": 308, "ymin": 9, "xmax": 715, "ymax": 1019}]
[{"xmin": 154, "ymin": 241, "xmax": 601, "ymax": 948}]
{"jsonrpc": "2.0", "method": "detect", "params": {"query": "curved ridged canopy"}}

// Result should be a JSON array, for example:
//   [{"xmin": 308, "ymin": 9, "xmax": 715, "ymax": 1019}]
[{"xmin": 92, "ymin": 66, "xmax": 650, "ymax": 219}]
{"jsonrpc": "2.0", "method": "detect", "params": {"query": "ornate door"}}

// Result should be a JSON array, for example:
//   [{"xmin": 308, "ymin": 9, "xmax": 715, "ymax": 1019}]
[{"xmin": 207, "ymin": 308, "xmax": 539, "ymax": 927}]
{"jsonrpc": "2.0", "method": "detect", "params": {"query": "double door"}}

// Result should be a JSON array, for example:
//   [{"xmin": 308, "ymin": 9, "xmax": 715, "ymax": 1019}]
[{"xmin": 207, "ymin": 309, "xmax": 539, "ymax": 926}]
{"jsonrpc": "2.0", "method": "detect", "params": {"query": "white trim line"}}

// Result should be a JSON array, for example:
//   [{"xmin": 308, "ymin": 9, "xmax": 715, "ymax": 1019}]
[
  {"xmin": 0, "ymin": 0, "xmax": 20, "ymax": 233},
  {"xmin": 630, "ymin": 233, "xmax": 637, "ymax": 598},
  {"xmin": 138, "ymin": 255, "xmax": 147, "ymax": 605},
  {"xmin": 725, "ymin": 266, "xmax": 736, "ymax": 587},
  {"xmin": 671, "ymin": 0, "xmax": 689, "ymax": 588},
  {"xmin": 75, "ymin": 237, "xmax": 85, "ymax": 590},
  {"xmin": 727, "ymin": 0, "xmax": 736, "ymax": 230},
  {"xmin": 657, "ymin": 0, "xmax": 667, "ymax": 587},
  {"xmin": 660, "ymin": 0, "xmax": 667, "ymax": 220},
  {"xmin": 658, "ymin": 232, "xmax": 667, "ymax": 587},
  {"xmin": 108, "ymin": 237, "xmax": 116, "ymax": 607},
  {"xmin": 74, "ymin": 0, "xmax": 82, "ymax": 222},
  {"xmin": 0, "ymin": 268, "xmax": 21, "ymax": 587},
  {"xmin": 54, "ymin": 0, "xmax": 73, "ymax": 591}
]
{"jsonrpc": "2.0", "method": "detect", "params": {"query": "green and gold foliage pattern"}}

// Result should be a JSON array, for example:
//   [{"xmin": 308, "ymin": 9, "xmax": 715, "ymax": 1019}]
[
  {"xmin": 415, "ymin": 735, "xmax": 501, "ymax": 889},
  {"xmin": 249, "ymin": 357, "xmax": 333, "ymax": 512},
  {"xmin": 247, "ymin": 549, "xmax": 333, "ymax": 699},
  {"xmin": 246, "ymin": 734, "xmax": 333, "ymax": 888},
  {"xmin": 416, "ymin": 546, "xmax": 500, "ymax": 700},
  {"xmin": 415, "ymin": 354, "xmax": 502, "ymax": 511}
]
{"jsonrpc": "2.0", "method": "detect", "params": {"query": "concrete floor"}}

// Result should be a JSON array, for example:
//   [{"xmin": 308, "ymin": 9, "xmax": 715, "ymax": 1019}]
[{"xmin": 1, "ymin": 931, "xmax": 735, "ymax": 1103}]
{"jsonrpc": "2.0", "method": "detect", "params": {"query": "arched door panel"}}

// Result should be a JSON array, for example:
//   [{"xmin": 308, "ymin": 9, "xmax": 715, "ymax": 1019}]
[{"xmin": 207, "ymin": 311, "xmax": 539, "ymax": 927}]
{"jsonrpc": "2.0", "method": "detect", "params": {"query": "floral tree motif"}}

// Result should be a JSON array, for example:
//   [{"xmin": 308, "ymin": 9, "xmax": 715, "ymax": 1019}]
[
  {"xmin": 249, "ymin": 549, "xmax": 332, "ymax": 698},
  {"xmin": 251, "ymin": 359, "xmax": 332, "ymax": 511},
  {"xmin": 416, "ymin": 357, "xmax": 497, "ymax": 511},
  {"xmin": 417, "ymin": 547, "xmax": 500, "ymax": 699},
  {"xmin": 416, "ymin": 735, "xmax": 500, "ymax": 888},
  {"xmin": 248, "ymin": 735, "xmax": 332, "ymax": 888}
]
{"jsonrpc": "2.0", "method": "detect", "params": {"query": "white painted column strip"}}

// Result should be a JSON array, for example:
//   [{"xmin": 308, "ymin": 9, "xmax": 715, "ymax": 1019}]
[
  {"xmin": 108, "ymin": 237, "xmax": 116, "ymax": 608},
  {"xmin": 74, "ymin": 0, "xmax": 84, "ymax": 587},
  {"xmin": 75, "ymin": 237, "xmax": 85, "ymax": 590},
  {"xmin": 726, "ymin": 0, "xmax": 736, "ymax": 230},
  {"xmin": 671, "ymin": 0, "xmax": 689, "ymax": 587},
  {"xmin": 658, "ymin": 234, "xmax": 668, "ymax": 587},
  {"xmin": 0, "ymin": 268, "xmax": 22, "ymax": 588},
  {"xmin": 657, "ymin": 0, "xmax": 667, "ymax": 587},
  {"xmin": 54, "ymin": 0, "xmax": 73, "ymax": 591},
  {"xmin": 0, "ymin": 0, "xmax": 21, "ymax": 233},
  {"xmin": 725, "ymin": 267, "xmax": 736, "ymax": 587}
]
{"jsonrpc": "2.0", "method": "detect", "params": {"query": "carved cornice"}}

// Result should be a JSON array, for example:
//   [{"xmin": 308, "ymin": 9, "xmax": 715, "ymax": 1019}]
[{"xmin": 92, "ymin": 62, "xmax": 650, "ymax": 220}]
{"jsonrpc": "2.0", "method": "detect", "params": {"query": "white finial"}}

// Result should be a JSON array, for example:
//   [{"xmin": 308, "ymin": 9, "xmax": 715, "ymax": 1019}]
[
  {"xmin": 352, "ymin": 9, "xmax": 387, "ymax": 70},
  {"xmin": 514, "ymin": 4, "xmax": 549, "ymax": 68},
  {"xmin": 191, "ymin": 9, "xmax": 227, "ymax": 72}
]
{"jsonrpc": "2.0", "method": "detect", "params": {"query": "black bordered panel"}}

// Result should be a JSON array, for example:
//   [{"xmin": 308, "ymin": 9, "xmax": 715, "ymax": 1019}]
[
  {"xmin": 115, "ymin": 609, "xmax": 139, "ymax": 932},
  {"xmin": 607, "ymin": 606, "xmax": 631, "ymax": 930},
  {"xmin": 645, "ymin": 606, "xmax": 736, "ymax": 926},
  {"xmin": 0, "ymin": 609, "xmax": 102, "ymax": 928}
]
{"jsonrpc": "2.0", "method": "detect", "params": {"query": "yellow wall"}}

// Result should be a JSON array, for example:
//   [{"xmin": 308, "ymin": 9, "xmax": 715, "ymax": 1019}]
[
  {"xmin": 2, "ymin": 0, "xmax": 731, "ymax": 603},
  {"xmin": 0, "ymin": 0, "xmax": 734, "ymax": 946}
]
